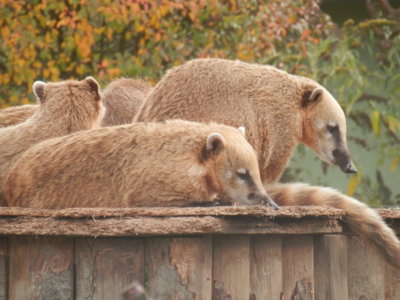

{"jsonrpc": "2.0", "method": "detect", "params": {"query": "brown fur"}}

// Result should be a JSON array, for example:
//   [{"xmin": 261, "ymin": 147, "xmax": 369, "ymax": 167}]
[
  {"xmin": 3, "ymin": 120, "xmax": 271, "ymax": 208},
  {"xmin": 267, "ymin": 183, "xmax": 400, "ymax": 268},
  {"xmin": 0, "ymin": 104, "xmax": 38, "ymax": 128},
  {"xmin": 0, "ymin": 78, "xmax": 151, "ymax": 128},
  {"xmin": 0, "ymin": 77, "xmax": 104, "ymax": 199},
  {"xmin": 135, "ymin": 58, "xmax": 350, "ymax": 183},
  {"xmin": 101, "ymin": 78, "xmax": 152, "ymax": 126}
]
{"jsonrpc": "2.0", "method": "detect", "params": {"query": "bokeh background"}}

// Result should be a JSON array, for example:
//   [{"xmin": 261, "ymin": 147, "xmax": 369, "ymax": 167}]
[{"xmin": 0, "ymin": 0, "xmax": 399, "ymax": 206}]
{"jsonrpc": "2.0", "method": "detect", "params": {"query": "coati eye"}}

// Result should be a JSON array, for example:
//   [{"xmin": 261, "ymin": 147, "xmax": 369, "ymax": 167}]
[
  {"xmin": 237, "ymin": 168, "xmax": 250, "ymax": 181},
  {"xmin": 327, "ymin": 124, "xmax": 339, "ymax": 134}
]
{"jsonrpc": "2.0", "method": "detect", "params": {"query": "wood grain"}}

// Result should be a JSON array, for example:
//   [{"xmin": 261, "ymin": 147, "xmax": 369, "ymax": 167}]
[
  {"xmin": 250, "ymin": 235, "xmax": 282, "ymax": 300},
  {"xmin": 145, "ymin": 237, "xmax": 212, "ymax": 299},
  {"xmin": 347, "ymin": 236, "xmax": 385, "ymax": 300},
  {"xmin": 213, "ymin": 236, "xmax": 250, "ymax": 300},
  {"xmin": 8, "ymin": 237, "xmax": 74, "ymax": 300},
  {"xmin": 314, "ymin": 235, "xmax": 348, "ymax": 300},
  {"xmin": 0, "ymin": 238, "xmax": 7, "ymax": 300},
  {"xmin": 0, "ymin": 216, "xmax": 343, "ymax": 237},
  {"xmin": 75, "ymin": 238, "xmax": 145, "ymax": 300},
  {"xmin": 281, "ymin": 235, "xmax": 314, "ymax": 300}
]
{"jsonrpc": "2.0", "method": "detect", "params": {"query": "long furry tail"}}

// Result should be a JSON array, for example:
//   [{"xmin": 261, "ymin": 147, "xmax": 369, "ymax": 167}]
[{"xmin": 266, "ymin": 182, "xmax": 400, "ymax": 268}]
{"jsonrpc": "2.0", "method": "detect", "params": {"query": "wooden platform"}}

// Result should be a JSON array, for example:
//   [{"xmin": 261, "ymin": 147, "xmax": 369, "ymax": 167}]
[{"xmin": 0, "ymin": 206, "xmax": 399, "ymax": 300}]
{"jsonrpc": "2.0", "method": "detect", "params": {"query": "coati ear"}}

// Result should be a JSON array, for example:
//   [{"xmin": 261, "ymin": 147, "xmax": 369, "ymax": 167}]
[
  {"xmin": 302, "ymin": 87, "xmax": 324, "ymax": 108},
  {"xmin": 238, "ymin": 126, "xmax": 246, "ymax": 136},
  {"xmin": 206, "ymin": 133, "xmax": 226, "ymax": 156},
  {"xmin": 33, "ymin": 81, "xmax": 46, "ymax": 103},
  {"xmin": 84, "ymin": 76, "xmax": 101, "ymax": 100}
]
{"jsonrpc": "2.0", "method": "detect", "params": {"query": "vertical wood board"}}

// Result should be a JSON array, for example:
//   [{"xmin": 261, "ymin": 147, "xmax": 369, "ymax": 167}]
[
  {"xmin": 250, "ymin": 235, "xmax": 282, "ymax": 300},
  {"xmin": 281, "ymin": 235, "xmax": 314, "ymax": 300},
  {"xmin": 212, "ymin": 236, "xmax": 250, "ymax": 300},
  {"xmin": 0, "ymin": 238, "xmax": 7, "ymax": 300},
  {"xmin": 314, "ymin": 235, "xmax": 348, "ymax": 300},
  {"xmin": 347, "ymin": 236, "xmax": 385, "ymax": 300},
  {"xmin": 8, "ymin": 237, "xmax": 74, "ymax": 300},
  {"xmin": 75, "ymin": 237, "xmax": 145, "ymax": 300},
  {"xmin": 146, "ymin": 236, "xmax": 212, "ymax": 300}
]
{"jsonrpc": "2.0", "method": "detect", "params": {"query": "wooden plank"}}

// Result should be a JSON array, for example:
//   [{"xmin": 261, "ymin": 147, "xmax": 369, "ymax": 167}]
[
  {"xmin": 212, "ymin": 236, "xmax": 250, "ymax": 300},
  {"xmin": 385, "ymin": 261, "xmax": 400, "ymax": 300},
  {"xmin": 8, "ymin": 237, "xmax": 73, "ymax": 300},
  {"xmin": 314, "ymin": 235, "xmax": 348, "ymax": 300},
  {"xmin": 250, "ymin": 235, "xmax": 282, "ymax": 300},
  {"xmin": 0, "ymin": 206, "xmax": 346, "ymax": 218},
  {"xmin": 347, "ymin": 236, "xmax": 385, "ymax": 300},
  {"xmin": 145, "ymin": 237, "xmax": 212, "ymax": 299},
  {"xmin": 0, "ymin": 238, "xmax": 7, "ymax": 300},
  {"xmin": 0, "ymin": 216, "xmax": 343, "ymax": 237},
  {"xmin": 281, "ymin": 235, "xmax": 314, "ymax": 300},
  {"xmin": 75, "ymin": 238, "xmax": 145, "ymax": 300}
]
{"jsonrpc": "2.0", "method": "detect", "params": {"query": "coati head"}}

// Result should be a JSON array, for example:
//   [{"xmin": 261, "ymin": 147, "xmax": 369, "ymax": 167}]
[
  {"xmin": 300, "ymin": 86, "xmax": 357, "ymax": 174},
  {"xmin": 32, "ymin": 77, "xmax": 105, "ymax": 131},
  {"xmin": 203, "ymin": 126, "xmax": 279, "ymax": 209}
]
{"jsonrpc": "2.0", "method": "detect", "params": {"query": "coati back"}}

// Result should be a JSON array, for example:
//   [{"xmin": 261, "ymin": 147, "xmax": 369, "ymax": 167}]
[
  {"xmin": 101, "ymin": 78, "xmax": 152, "ymax": 126},
  {"xmin": 3, "ymin": 120, "xmax": 277, "ymax": 209},
  {"xmin": 0, "ymin": 104, "xmax": 38, "ymax": 127},
  {"xmin": 0, "ymin": 77, "xmax": 104, "ymax": 198}
]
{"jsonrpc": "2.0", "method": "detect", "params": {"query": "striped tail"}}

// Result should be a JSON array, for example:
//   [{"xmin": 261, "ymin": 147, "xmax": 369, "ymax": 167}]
[{"xmin": 266, "ymin": 182, "xmax": 400, "ymax": 269}]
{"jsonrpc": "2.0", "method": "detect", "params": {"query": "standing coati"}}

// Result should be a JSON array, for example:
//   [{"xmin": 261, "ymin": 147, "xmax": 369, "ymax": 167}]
[
  {"xmin": 0, "ymin": 77, "xmax": 104, "ymax": 197},
  {"xmin": 134, "ymin": 58, "xmax": 400, "ymax": 268},
  {"xmin": 3, "ymin": 120, "xmax": 278, "ymax": 209},
  {"xmin": 0, "ymin": 78, "xmax": 151, "ymax": 128}
]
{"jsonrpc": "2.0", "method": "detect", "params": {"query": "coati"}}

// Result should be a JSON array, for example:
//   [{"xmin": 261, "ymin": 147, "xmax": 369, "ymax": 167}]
[{"xmin": 3, "ymin": 120, "xmax": 278, "ymax": 209}]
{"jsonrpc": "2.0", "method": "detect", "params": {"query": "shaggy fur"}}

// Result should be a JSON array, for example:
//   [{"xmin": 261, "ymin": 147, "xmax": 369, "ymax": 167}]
[
  {"xmin": 0, "ymin": 104, "xmax": 38, "ymax": 128},
  {"xmin": 3, "ymin": 120, "xmax": 272, "ymax": 208},
  {"xmin": 135, "ymin": 58, "xmax": 354, "ymax": 182},
  {"xmin": 134, "ymin": 58, "xmax": 399, "ymax": 268},
  {"xmin": 267, "ymin": 183, "xmax": 400, "ymax": 269},
  {"xmin": 0, "ymin": 78, "xmax": 151, "ymax": 128},
  {"xmin": 0, "ymin": 77, "xmax": 104, "ymax": 200},
  {"xmin": 101, "ymin": 78, "xmax": 152, "ymax": 126}
]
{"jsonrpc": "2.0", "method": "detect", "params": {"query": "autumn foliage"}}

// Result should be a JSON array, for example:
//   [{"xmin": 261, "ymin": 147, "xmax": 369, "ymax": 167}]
[{"xmin": 0, "ymin": 0, "xmax": 399, "ymax": 205}]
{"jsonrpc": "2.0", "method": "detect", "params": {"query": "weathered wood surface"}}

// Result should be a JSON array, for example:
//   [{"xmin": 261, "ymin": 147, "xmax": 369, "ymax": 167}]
[
  {"xmin": 146, "ymin": 237, "xmax": 212, "ymax": 299},
  {"xmin": 250, "ymin": 235, "xmax": 282, "ymax": 300},
  {"xmin": 0, "ymin": 215, "xmax": 343, "ymax": 237},
  {"xmin": 75, "ymin": 238, "xmax": 145, "ymax": 300},
  {"xmin": 347, "ymin": 236, "xmax": 385, "ymax": 300},
  {"xmin": 281, "ymin": 236, "xmax": 314, "ymax": 300},
  {"xmin": 0, "ymin": 206, "xmax": 345, "ymax": 218},
  {"xmin": 213, "ymin": 236, "xmax": 250, "ymax": 300},
  {"xmin": 314, "ymin": 235, "xmax": 348, "ymax": 300},
  {"xmin": 8, "ymin": 237, "xmax": 74, "ymax": 300},
  {"xmin": 0, "ymin": 238, "xmax": 7, "ymax": 300}
]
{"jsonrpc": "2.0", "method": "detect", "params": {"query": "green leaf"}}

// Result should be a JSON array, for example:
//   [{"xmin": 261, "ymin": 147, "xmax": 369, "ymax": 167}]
[{"xmin": 370, "ymin": 110, "xmax": 380, "ymax": 137}]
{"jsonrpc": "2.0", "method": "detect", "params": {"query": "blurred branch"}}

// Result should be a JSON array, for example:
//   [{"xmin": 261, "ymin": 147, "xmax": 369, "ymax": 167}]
[{"xmin": 357, "ymin": 93, "xmax": 390, "ymax": 103}]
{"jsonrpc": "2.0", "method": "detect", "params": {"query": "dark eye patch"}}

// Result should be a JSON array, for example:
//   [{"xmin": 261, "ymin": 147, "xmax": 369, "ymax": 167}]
[
  {"xmin": 327, "ymin": 124, "xmax": 339, "ymax": 134},
  {"xmin": 237, "ymin": 169, "xmax": 250, "ymax": 181}
]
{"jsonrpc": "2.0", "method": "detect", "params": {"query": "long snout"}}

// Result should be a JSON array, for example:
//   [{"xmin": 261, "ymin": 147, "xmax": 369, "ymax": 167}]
[
  {"xmin": 249, "ymin": 192, "xmax": 279, "ymax": 209},
  {"xmin": 333, "ymin": 149, "xmax": 358, "ymax": 174}
]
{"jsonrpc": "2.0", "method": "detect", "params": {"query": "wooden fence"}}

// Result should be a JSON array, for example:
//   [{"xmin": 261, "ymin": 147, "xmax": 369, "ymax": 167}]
[{"xmin": 0, "ymin": 206, "xmax": 399, "ymax": 300}]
